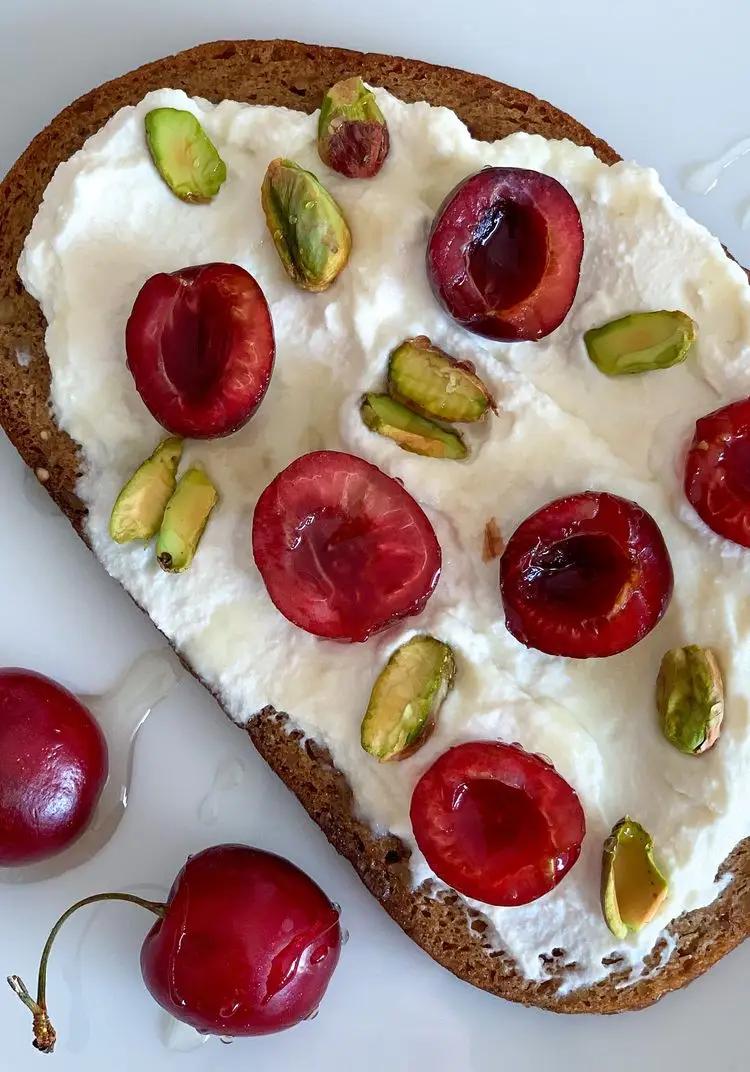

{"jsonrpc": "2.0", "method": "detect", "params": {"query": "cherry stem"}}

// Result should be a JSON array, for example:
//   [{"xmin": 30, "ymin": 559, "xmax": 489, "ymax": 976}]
[{"xmin": 7, "ymin": 892, "xmax": 165, "ymax": 1054}]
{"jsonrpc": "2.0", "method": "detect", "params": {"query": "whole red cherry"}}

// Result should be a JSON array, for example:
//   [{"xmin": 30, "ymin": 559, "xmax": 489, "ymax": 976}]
[
  {"xmin": 9, "ymin": 844, "xmax": 342, "ymax": 1052},
  {"xmin": 126, "ymin": 263, "xmax": 275, "ymax": 439},
  {"xmin": 0, "ymin": 669, "xmax": 108, "ymax": 867}
]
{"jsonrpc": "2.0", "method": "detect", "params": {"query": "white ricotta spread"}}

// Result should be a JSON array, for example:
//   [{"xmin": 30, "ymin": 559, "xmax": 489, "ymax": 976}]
[{"xmin": 19, "ymin": 87, "xmax": 750, "ymax": 990}]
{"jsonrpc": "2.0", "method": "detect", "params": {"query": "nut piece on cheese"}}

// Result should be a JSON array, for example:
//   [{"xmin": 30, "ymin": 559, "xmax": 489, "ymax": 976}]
[
  {"xmin": 601, "ymin": 817, "xmax": 668, "ymax": 940},
  {"xmin": 388, "ymin": 336, "xmax": 494, "ymax": 423},
  {"xmin": 109, "ymin": 437, "xmax": 183, "ymax": 543},
  {"xmin": 144, "ymin": 108, "xmax": 227, "ymax": 202},
  {"xmin": 584, "ymin": 310, "xmax": 696, "ymax": 376},
  {"xmin": 156, "ymin": 466, "xmax": 218, "ymax": 572},
  {"xmin": 361, "ymin": 635, "xmax": 456, "ymax": 761},
  {"xmin": 360, "ymin": 393, "xmax": 467, "ymax": 460}
]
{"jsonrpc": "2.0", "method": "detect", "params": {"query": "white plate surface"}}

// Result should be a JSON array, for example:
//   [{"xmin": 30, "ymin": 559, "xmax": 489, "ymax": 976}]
[{"xmin": 1, "ymin": 2, "xmax": 749, "ymax": 1069}]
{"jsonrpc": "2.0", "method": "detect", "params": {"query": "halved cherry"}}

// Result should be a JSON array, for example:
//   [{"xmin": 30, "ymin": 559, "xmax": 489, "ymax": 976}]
[
  {"xmin": 500, "ymin": 492, "xmax": 673, "ymax": 658},
  {"xmin": 410, "ymin": 741, "xmax": 585, "ymax": 906},
  {"xmin": 126, "ymin": 263, "xmax": 275, "ymax": 438},
  {"xmin": 426, "ymin": 167, "xmax": 584, "ymax": 342},
  {"xmin": 252, "ymin": 451, "xmax": 441, "ymax": 642},
  {"xmin": 684, "ymin": 397, "xmax": 750, "ymax": 547}
]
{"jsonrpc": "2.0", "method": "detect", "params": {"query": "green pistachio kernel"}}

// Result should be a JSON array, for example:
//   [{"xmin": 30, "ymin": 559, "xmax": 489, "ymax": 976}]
[
  {"xmin": 261, "ymin": 158, "xmax": 351, "ymax": 291},
  {"xmin": 360, "ymin": 393, "xmax": 468, "ymax": 460},
  {"xmin": 388, "ymin": 336, "xmax": 495, "ymax": 423},
  {"xmin": 361, "ymin": 635, "xmax": 456, "ymax": 761},
  {"xmin": 144, "ymin": 108, "xmax": 227, "ymax": 202},
  {"xmin": 656, "ymin": 645, "xmax": 724, "ymax": 755},
  {"xmin": 584, "ymin": 310, "xmax": 696, "ymax": 376},
  {"xmin": 156, "ymin": 466, "xmax": 218, "ymax": 573},
  {"xmin": 601, "ymin": 817, "xmax": 669, "ymax": 941},
  {"xmin": 109, "ymin": 437, "xmax": 183, "ymax": 544}
]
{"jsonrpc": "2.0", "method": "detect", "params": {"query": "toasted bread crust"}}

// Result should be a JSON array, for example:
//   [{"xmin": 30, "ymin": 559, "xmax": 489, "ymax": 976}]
[{"xmin": 0, "ymin": 38, "xmax": 747, "ymax": 1013}]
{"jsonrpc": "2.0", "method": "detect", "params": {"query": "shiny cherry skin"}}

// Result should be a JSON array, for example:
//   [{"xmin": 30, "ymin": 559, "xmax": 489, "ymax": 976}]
[
  {"xmin": 0, "ymin": 669, "xmax": 108, "ymax": 866},
  {"xmin": 140, "ymin": 845, "xmax": 341, "ymax": 1036},
  {"xmin": 500, "ymin": 491, "xmax": 673, "ymax": 658},
  {"xmin": 427, "ymin": 167, "xmax": 584, "ymax": 341},
  {"xmin": 126, "ymin": 263, "xmax": 275, "ymax": 438},
  {"xmin": 252, "ymin": 450, "xmax": 442, "ymax": 642},
  {"xmin": 410, "ymin": 741, "xmax": 585, "ymax": 906},
  {"xmin": 684, "ymin": 396, "xmax": 750, "ymax": 547}
]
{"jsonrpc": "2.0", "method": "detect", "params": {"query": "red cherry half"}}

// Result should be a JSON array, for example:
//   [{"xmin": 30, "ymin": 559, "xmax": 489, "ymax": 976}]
[
  {"xmin": 427, "ymin": 167, "xmax": 584, "ymax": 341},
  {"xmin": 684, "ymin": 396, "xmax": 750, "ymax": 547},
  {"xmin": 410, "ymin": 741, "xmax": 585, "ymax": 906},
  {"xmin": 252, "ymin": 450, "xmax": 441, "ymax": 642},
  {"xmin": 0, "ymin": 669, "xmax": 108, "ymax": 866},
  {"xmin": 126, "ymin": 263, "xmax": 275, "ymax": 438},
  {"xmin": 500, "ymin": 492, "xmax": 673, "ymax": 658},
  {"xmin": 141, "ymin": 845, "xmax": 341, "ymax": 1036}
]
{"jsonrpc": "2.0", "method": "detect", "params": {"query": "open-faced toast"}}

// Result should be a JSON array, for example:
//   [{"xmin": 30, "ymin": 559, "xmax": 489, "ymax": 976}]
[{"xmin": 1, "ymin": 38, "xmax": 748, "ymax": 1013}]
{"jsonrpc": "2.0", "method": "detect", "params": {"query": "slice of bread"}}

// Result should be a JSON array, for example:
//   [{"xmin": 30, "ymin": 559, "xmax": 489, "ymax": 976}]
[{"xmin": 0, "ymin": 38, "xmax": 748, "ymax": 1014}]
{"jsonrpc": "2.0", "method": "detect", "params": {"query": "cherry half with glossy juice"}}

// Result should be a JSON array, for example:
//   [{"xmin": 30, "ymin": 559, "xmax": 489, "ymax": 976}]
[
  {"xmin": 684, "ymin": 396, "xmax": 750, "ymax": 547},
  {"xmin": 252, "ymin": 450, "xmax": 442, "ymax": 642},
  {"xmin": 427, "ymin": 167, "xmax": 584, "ymax": 342},
  {"xmin": 126, "ymin": 263, "xmax": 275, "ymax": 438},
  {"xmin": 500, "ymin": 491, "xmax": 673, "ymax": 658},
  {"xmin": 410, "ymin": 741, "xmax": 585, "ymax": 906},
  {"xmin": 9, "ymin": 844, "xmax": 342, "ymax": 1051},
  {"xmin": 0, "ymin": 669, "xmax": 108, "ymax": 866}
]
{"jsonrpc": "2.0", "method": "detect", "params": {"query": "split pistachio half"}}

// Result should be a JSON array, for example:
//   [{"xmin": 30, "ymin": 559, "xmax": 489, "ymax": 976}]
[
  {"xmin": 387, "ymin": 336, "xmax": 494, "ymax": 423},
  {"xmin": 360, "ymin": 393, "xmax": 467, "ymax": 460},
  {"xmin": 109, "ymin": 437, "xmax": 183, "ymax": 543},
  {"xmin": 601, "ymin": 817, "xmax": 668, "ymax": 941},
  {"xmin": 145, "ymin": 108, "xmax": 227, "ymax": 203},
  {"xmin": 156, "ymin": 467, "xmax": 219, "ymax": 573},
  {"xmin": 584, "ymin": 310, "xmax": 696, "ymax": 376},
  {"xmin": 361, "ymin": 635, "xmax": 456, "ymax": 761}
]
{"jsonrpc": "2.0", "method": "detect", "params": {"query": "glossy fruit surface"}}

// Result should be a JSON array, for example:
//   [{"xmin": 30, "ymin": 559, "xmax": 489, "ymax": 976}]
[
  {"xmin": 141, "ymin": 844, "xmax": 341, "ymax": 1036},
  {"xmin": 500, "ymin": 492, "xmax": 673, "ymax": 658},
  {"xmin": 684, "ymin": 397, "xmax": 750, "ymax": 547},
  {"xmin": 427, "ymin": 167, "xmax": 583, "ymax": 341},
  {"xmin": 410, "ymin": 741, "xmax": 585, "ymax": 906},
  {"xmin": 252, "ymin": 450, "xmax": 441, "ymax": 641},
  {"xmin": 0, "ymin": 669, "xmax": 108, "ymax": 866},
  {"xmin": 126, "ymin": 263, "xmax": 275, "ymax": 438}
]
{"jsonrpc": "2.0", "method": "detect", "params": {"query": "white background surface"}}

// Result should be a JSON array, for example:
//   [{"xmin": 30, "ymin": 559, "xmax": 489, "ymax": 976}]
[{"xmin": 1, "ymin": 2, "xmax": 749, "ymax": 1069}]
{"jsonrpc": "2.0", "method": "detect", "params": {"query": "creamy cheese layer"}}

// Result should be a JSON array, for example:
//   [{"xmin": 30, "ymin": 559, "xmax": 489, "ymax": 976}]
[{"xmin": 20, "ymin": 88, "xmax": 750, "ymax": 990}]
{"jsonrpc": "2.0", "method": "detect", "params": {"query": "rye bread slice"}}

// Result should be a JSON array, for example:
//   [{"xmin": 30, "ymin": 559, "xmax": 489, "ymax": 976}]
[{"xmin": 0, "ymin": 38, "xmax": 748, "ymax": 1014}]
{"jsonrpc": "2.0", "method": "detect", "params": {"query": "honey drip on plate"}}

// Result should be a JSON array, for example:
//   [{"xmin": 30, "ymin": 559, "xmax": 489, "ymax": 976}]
[
  {"xmin": 198, "ymin": 755, "xmax": 247, "ymax": 826},
  {"xmin": 0, "ymin": 650, "xmax": 178, "ymax": 885},
  {"xmin": 684, "ymin": 137, "xmax": 750, "ymax": 195}
]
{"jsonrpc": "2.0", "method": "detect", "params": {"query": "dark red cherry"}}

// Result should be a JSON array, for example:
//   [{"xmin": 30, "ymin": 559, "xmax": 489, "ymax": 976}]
[
  {"xmin": 126, "ymin": 263, "xmax": 275, "ymax": 438},
  {"xmin": 500, "ymin": 492, "xmax": 673, "ymax": 658},
  {"xmin": 140, "ymin": 845, "xmax": 341, "ymax": 1036},
  {"xmin": 410, "ymin": 741, "xmax": 585, "ymax": 906},
  {"xmin": 684, "ymin": 396, "xmax": 750, "ymax": 547},
  {"xmin": 0, "ymin": 669, "xmax": 108, "ymax": 867},
  {"xmin": 9, "ymin": 844, "xmax": 342, "ymax": 1052},
  {"xmin": 427, "ymin": 167, "xmax": 584, "ymax": 341},
  {"xmin": 252, "ymin": 450, "xmax": 441, "ymax": 642}
]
